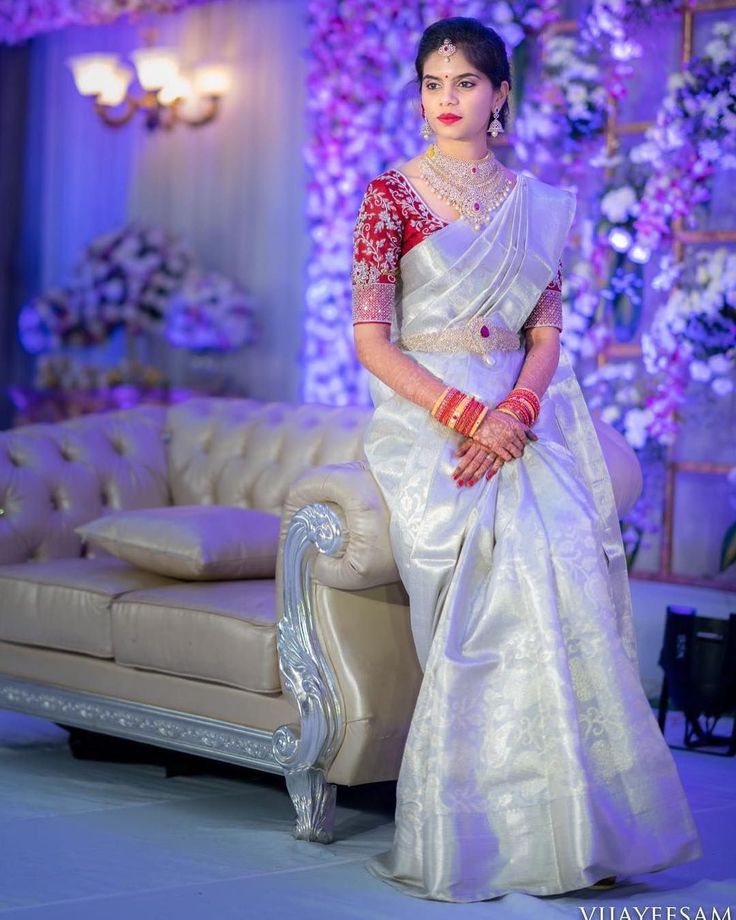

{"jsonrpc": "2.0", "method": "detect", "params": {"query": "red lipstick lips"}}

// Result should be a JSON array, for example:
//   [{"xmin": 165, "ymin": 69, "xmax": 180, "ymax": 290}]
[{"xmin": 438, "ymin": 114, "xmax": 462, "ymax": 123}]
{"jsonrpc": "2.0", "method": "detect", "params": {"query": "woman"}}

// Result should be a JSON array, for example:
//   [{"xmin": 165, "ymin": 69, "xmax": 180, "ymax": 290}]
[{"xmin": 351, "ymin": 16, "xmax": 702, "ymax": 903}]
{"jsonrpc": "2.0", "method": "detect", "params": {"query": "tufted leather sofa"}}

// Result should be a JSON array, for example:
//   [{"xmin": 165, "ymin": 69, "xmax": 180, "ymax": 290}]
[{"xmin": 0, "ymin": 397, "xmax": 642, "ymax": 843}]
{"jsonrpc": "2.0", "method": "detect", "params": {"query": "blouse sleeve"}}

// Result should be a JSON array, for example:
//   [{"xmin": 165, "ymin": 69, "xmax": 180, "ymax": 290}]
[
  {"xmin": 351, "ymin": 178, "xmax": 403, "ymax": 325},
  {"xmin": 522, "ymin": 261, "xmax": 563, "ymax": 332}
]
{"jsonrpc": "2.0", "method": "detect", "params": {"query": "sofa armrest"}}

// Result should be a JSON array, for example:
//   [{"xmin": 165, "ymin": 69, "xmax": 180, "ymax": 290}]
[
  {"xmin": 273, "ymin": 463, "xmax": 417, "ymax": 803},
  {"xmin": 278, "ymin": 460, "xmax": 399, "ymax": 591}
]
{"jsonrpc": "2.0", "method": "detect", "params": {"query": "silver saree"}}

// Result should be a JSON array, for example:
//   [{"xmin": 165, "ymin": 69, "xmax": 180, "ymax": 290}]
[{"xmin": 363, "ymin": 173, "xmax": 702, "ymax": 901}]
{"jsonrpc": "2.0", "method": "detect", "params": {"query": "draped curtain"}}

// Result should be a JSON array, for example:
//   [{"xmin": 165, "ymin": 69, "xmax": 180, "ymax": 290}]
[
  {"xmin": 16, "ymin": 0, "xmax": 308, "ymax": 403},
  {"xmin": 0, "ymin": 44, "xmax": 30, "ymax": 429}
]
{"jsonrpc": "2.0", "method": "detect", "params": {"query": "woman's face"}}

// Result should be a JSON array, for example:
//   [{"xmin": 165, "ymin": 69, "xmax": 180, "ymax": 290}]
[{"xmin": 420, "ymin": 46, "xmax": 509, "ymax": 142}]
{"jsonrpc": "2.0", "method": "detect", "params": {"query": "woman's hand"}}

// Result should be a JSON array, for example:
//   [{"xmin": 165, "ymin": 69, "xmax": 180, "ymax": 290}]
[
  {"xmin": 451, "ymin": 409, "xmax": 538, "ymax": 486},
  {"xmin": 472, "ymin": 410, "xmax": 538, "ymax": 461},
  {"xmin": 453, "ymin": 440, "xmax": 504, "ymax": 486}
]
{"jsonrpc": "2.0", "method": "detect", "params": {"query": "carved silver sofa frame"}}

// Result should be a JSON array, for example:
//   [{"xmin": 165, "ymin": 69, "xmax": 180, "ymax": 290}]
[{"xmin": 0, "ymin": 501, "xmax": 346, "ymax": 845}]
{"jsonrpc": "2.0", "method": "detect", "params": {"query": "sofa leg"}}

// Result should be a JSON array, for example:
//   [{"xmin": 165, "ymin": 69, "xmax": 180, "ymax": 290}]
[
  {"xmin": 275, "ymin": 503, "xmax": 347, "ymax": 845},
  {"xmin": 283, "ymin": 765, "xmax": 337, "ymax": 843}
]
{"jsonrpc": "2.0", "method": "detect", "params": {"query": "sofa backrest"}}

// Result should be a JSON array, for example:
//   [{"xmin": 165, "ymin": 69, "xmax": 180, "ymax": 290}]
[
  {"xmin": 165, "ymin": 398, "xmax": 370, "ymax": 516},
  {"xmin": 0, "ymin": 406, "xmax": 169, "ymax": 564},
  {"xmin": 0, "ymin": 397, "xmax": 373, "ymax": 566}
]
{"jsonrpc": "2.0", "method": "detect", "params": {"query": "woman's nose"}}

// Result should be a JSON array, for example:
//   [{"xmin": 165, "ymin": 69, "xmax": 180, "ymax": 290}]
[{"xmin": 440, "ymin": 86, "xmax": 458, "ymax": 105}]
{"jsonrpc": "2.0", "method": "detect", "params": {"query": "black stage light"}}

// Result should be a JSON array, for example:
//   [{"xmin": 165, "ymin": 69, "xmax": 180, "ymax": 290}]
[{"xmin": 657, "ymin": 605, "xmax": 736, "ymax": 756}]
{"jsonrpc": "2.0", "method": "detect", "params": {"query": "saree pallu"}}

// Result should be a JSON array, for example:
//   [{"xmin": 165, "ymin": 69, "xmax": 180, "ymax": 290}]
[{"xmin": 363, "ymin": 174, "xmax": 702, "ymax": 901}]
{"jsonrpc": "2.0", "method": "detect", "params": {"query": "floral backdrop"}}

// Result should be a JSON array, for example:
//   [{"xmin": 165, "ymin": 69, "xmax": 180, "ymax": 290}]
[
  {"xmin": 2, "ymin": 0, "xmax": 735, "ymax": 577},
  {"xmin": 0, "ymin": 0, "xmax": 224, "ymax": 43},
  {"xmin": 301, "ymin": 0, "xmax": 736, "ymax": 574}
]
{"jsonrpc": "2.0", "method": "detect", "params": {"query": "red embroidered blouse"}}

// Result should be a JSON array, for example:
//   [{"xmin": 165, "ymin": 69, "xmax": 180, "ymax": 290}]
[{"xmin": 351, "ymin": 170, "xmax": 563, "ymax": 330}]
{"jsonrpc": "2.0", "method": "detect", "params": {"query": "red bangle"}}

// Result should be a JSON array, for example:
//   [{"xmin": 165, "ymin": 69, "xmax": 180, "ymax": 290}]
[
  {"xmin": 436, "ymin": 389, "xmax": 465, "ymax": 426},
  {"xmin": 433, "ymin": 387, "xmax": 463, "ymax": 426},
  {"xmin": 496, "ymin": 386, "xmax": 540, "ymax": 427},
  {"xmin": 496, "ymin": 398, "xmax": 533, "ymax": 426},
  {"xmin": 509, "ymin": 387, "xmax": 540, "ymax": 420},
  {"xmin": 431, "ymin": 386, "xmax": 488, "ymax": 438},
  {"xmin": 506, "ymin": 399, "xmax": 534, "ymax": 424},
  {"xmin": 455, "ymin": 398, "xmax": 486, "ymax": 438}
]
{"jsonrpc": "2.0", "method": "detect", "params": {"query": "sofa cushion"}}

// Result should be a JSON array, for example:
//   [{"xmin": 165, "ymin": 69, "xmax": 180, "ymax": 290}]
[
  {"xmin": 111, "ymin": 579, "xmax": 280, "ymax": 692},
  {"xmin": 0, "ymin": 558, "xmax": 177, "ymax": 657},
  {"xmin": 77, "ymin": 506, "xmax": 281, "ymax": 581}
]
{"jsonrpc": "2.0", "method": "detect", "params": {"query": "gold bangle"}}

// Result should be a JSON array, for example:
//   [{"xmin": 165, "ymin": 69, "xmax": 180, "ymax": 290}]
[
  {"xmin": 468, "ymin": 405, "xmax": 488, "ymax": 438},
  {"xmin": 497, "ymin": 405, "xmax": 522, "ymax": 421},
  {"xmin": 431, "ymin": 386, "xmax": 451, "ymax": 418},
  {"xmin": 448, "ymin": 395, "xmax": 471, "ymax": 430}
]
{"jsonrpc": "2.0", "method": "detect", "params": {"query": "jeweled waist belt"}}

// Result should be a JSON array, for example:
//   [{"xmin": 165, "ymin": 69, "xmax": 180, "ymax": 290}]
[{"xmin": 398, "ymin": 317, "xmax": 521, "ymax": 355}]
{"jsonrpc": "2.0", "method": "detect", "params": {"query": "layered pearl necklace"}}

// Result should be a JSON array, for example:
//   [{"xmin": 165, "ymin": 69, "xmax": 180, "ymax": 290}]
[{"xmin": 418, "ymin": 143, "xmax": 515, "ymax": 231}]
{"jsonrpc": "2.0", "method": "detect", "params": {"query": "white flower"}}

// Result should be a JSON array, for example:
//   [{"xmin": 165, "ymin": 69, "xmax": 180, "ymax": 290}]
[
  {"xmin": 698, "ymin": 139, "xmax": 721, "ymax": 162},
  {"xmin": 499, "ymin": 22, "xmax": 525, "ymax": 49},
  {"xmin": 564, "ymin": 331, "xmax": 582, "ymax": 353},
  {"xmin": 623, "ymin": 408, "xmax": 654, "ymax": 449},
  {"xmin": 689, "ymin": 360, "xmax": 712, "ymax": 382},
  {"xmin": 600, "ymin": 185, "xmax": 638, "ymax": 223},
  {"xmin": 601, "ymin": 405, "xmax": 622, "ymax": 424},
  {"xmin": 617, "ymin": 385, "xmax": 639, "ymax": 404},
  {"xmin": 491, "ymin": 1, "xmax": 514, "ymax": 24},
  {"xmin": 611, "ymin": 39, "xmax": 641, "ymax": 61},
  {"xmin": 566, "ymin": 83, "xmax": 588, "ymax": 106},
  {"xmin": 712, "ymin": 377, "xmax": 734, "ymax": 396},
  {"xmin": 704, "ymin": 39, "xmax": 730, "ymax": 65},
  {"xmin": 577, "ymin": 293, "xmax": 598, "ymax": 317},
  {"xmin": 589, "ymin": 148, "xmax": 623, "ymax": 169},
  {"xmin": 567, "ymin": 312, "xmax": 588, "ymax": 332},
  {"xmin": 709, "ymin": 354, "xmax": 732, "ymax": 375},
  {"xmin": 629, "ymin": 141, "xmax": 658, "ymax": 164},
  {"xmin": 713, "ymin": 22, "xmax": 733, "ymax": 38}
]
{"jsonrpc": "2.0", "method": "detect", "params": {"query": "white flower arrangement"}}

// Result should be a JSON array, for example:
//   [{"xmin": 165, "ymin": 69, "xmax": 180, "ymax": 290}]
[
  {"xmin": 512, "ymin": 35, "xmax": 607, "ymax": 174},
  {"xmin": 18, "ymin": 223, "xmax": 193, "ymax": 353},
  {"xmin": 583, "ymin": 0, "xmax": 679, "ymax": 63},
  {"xmin": 165, "ymin": 271, "xmax": 258, "ymax": 351},
  {"xmin": 632, "ymin": 20, "xmax": 736, "ymax": 254},
  {"xmin": 579, "ymin": 358, "xmax": 664, "ymax": 562},
  {"xmin": 65, "ymin": 223, "xmax": 193, "ymax": 337},
  {"xmin": 560, "ymin": 257, "xmax": 611, "ymax": 360},
  {"xmin": 600, "ymin": 185, "xmax": 639, "ymax": 224},
  {"xmin": 18, "ymin": 223, "xmax": 260, "ymax": 356},
  {"xmin": 642, "ymin": 247, "xmax": 736, "ymax": 443}
]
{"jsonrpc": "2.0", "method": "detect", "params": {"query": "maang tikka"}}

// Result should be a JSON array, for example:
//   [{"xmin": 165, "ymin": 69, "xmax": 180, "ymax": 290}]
[{"xmin": 437, "ymin": 37, "xmax": 457, "ymax": 62}]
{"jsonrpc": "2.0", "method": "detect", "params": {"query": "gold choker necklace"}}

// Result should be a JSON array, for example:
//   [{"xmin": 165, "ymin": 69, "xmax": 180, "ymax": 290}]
[{"xmin": 419, "ymin": 143, "xmax": 515, "ymax": 231}]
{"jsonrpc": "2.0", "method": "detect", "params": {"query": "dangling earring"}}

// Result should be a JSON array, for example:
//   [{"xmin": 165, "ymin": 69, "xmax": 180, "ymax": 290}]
[
  {"xmin": 420, "ymin": 106, "xmax": 432, "ymax": 139},
  {"xmin": 488, "ymin": 106, "xmax": 504, "ymax": 138}
]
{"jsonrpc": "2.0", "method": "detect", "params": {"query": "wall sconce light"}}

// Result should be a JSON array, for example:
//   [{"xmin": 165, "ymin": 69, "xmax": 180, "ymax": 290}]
[{"xmin": 67, "ymin": 48, "xmax": 230, "ymax": 130}]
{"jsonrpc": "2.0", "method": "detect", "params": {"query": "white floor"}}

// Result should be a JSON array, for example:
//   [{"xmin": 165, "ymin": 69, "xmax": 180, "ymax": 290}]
[{"xmin": 0, "ymin": 709, "xmax": 733, "ymax": 918}]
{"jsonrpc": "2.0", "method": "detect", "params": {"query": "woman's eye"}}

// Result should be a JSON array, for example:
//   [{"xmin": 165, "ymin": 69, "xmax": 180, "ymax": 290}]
[{"xmin": 425, "ymin": 81, "xmax": 476, "ymax": 90}]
